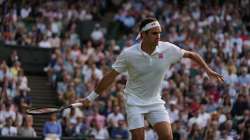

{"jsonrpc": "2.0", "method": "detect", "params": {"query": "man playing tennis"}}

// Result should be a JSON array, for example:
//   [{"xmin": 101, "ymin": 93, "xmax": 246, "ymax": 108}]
[{"xmin": 80, "ymin": 17, "xmax": 224, "ymax": 140}]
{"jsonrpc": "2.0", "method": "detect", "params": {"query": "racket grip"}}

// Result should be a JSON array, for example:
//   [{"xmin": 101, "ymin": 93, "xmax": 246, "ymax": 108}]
[{"xmin": 71, "ymin": 103, "xmax": 83, "ymax": 107}]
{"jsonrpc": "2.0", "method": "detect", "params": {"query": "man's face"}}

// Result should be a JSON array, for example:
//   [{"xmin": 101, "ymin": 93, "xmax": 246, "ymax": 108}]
[{"xmin": 142, "ymin": 26, "xmax": 161, "ymax": 46}]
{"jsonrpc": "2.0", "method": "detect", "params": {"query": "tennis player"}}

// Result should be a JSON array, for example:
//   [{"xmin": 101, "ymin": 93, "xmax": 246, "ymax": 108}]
[{"xmin": 80, "ymin": 17, "xmax": 224, "ymax": 140}]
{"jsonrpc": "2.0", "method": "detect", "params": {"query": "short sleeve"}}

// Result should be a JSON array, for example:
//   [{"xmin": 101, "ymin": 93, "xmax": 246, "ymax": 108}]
[
  {"xmin": 168, "ymin": 43, "xmax": 185, "ymax": 63},
  {"xmin": 112, "ymin": 50, "xmax": 128, "ymax": 73}
]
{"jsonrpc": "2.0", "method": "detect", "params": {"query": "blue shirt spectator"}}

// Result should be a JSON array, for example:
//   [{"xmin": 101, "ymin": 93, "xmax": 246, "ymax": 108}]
[
  {"xmin": 110, "ymin": 120, "xmax": 129, "ymax": 139},
  {"xmin": 43, "ymin": 113, "xmax": 62, "ymax": 138}
]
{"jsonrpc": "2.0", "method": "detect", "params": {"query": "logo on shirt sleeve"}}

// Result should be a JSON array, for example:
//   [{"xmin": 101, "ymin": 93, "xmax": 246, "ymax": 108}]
[{"xmin": 158, "ymin": 53, "xmax": 164, "ymax": 59}]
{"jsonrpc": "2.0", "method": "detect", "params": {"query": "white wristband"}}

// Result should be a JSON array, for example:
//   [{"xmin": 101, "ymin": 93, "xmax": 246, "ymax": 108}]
[{"xmin": 86, "ymin": 91, "xmax": 99, "ymax": 101}]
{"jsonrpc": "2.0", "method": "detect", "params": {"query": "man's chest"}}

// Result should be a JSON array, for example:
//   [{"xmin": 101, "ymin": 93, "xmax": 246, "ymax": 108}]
[{"xmin": 127, "ymin": 53, "xmax": 168, "ymax": 75}]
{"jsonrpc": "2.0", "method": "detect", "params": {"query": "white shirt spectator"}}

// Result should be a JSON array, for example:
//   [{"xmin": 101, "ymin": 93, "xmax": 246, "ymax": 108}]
[
  {"xmin": 82, "ymin": 65, "xmax": 103, "ymax": 82},
  {"xmin": 90, "ymin": 127, "xmax": 109, "ymax": 140},
  {"xmin": 18, "ymin": 75, "xmax": 30, "ymax": 91},
  {"xmin": 230, "ymin": 36, "xmax": 243, "ymax": 53},
  {"xmin": 62, "ymin": 107, "xmax": 83, "ymax": 119},
  {"xmin": 91, "ymin": 24, "xmax": 104, "ymax": 43},
  {"xmin": 79, "ymin": 9, "xmax": 93, "ymax": 21},
  {"xmin": 1, "ymin": 126, "xmax": 17, "ymax": 136},
  {"xmin": 145, "ymin": 128, "xmax": 158, "ymax": 140},
  {"xmin": 4, "ymin": 110, "xmax": 16, "ymax": 122},
  {"xmin": 51, "ymin": 21, "xmax": 61, "ymax": 35},
  {"xmin": 39, "ymin": 39, "xmax": 52, "ymax": 48},
  {"xmin": 49, "ymin": 36, "xmax": 60, "ymax": 48},
  {"xmin": 188, "ymin": 112, "xmax": 210, "ymax": 129},
  {"xmin": 107, "ymin": 112, "xmax": 125, "ymax": 126},
  {"xmin": 224, "ymin": 73, "xmax": 238, "ymax": 86},
  {"xmin": 168, "ymin": 109, "xmax": 179, "ymax": 123},
  {"xmin": 21, "ymin": 7, "xmax": 31, "ymax": 19},
  {"xmin": 0, "ymin": 110, "xmax": 6, "ymax": 127}
]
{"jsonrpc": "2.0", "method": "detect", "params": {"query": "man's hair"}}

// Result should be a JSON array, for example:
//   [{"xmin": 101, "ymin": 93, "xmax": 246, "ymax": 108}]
[{"xmin": 139, "ymin": 17, "xmax": 157, "ymax": 31}]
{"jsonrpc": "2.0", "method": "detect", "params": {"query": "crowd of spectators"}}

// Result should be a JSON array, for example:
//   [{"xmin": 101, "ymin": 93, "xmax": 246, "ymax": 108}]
[
  {"xmin": 1, "ymin": 0, "xmax": 250, "ymax": 140},
  {"xmin": 0, "ymin": 50, "xmax": 35, "ymax": 137}
]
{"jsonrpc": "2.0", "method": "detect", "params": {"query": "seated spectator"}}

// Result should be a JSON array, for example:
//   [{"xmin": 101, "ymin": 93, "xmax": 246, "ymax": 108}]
[
  {"xmin": 0, "ymin": 104, "xmax": 6, "ymax": 128},
  {"xmin": 74, "ymin": 115, "xmax": 88, "ymax": 137},
  {"xmin": 86, "ymin": 106, "xmax": 106, "ymax": 128},
  {"xmin": 241, "ymin": 119, "xmax": 250, "ymax": 140},
  {"xmin": 17, "ymin": 115, "xmax": 37, "ymax": 137},
  {"xmin": 60, "ymin": 117, "xmax": 72, "ymax": 137},
  {"xmin": 17, "ymin": 69, "xmax": 31, "ymax": 95},
  {"xmin": 4, "ymin": 103, "xmax": 16, "ymax": 122},
  {"xmin": 43, "ymin": 113, "xmax": 62, "ymax": 139},
  {"xmin": 110, "ymin": 120, "xmax": 129, "ymax": 139},
  {"xmin": 107, "ymin": 106, "xmax": 125, "ymax": 127},
  {"xmin": 231, "ymin": 93, "xmax": 249, "ymax": 119},
  {"xmin": 6, "ymin": 50, "xmax": 19, "ymax": 67},
  {"xmin": 88, "ymin": 119, "xmax": 109, "ymax": 140},
  {"xmin": 10, "ymin": 61, "xmax": 22, "ymax": 79},
  {"xmin": 90, "ymin": 23, "xmax": 105, "ymax": 46},
  {"xmin": 144, "ymin": 120, "xmax": 158, "ymax": 140},
  {"xmin": 187, "ymin": 123, "xmax": 203, "ymax": 140},
  {"xmin": 1, "ymin": 117, "xmax": 17, "ymax": 136}
]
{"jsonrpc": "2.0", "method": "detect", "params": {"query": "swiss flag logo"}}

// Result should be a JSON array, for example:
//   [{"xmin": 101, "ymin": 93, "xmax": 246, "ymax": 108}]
[{"xmin": 158, "ymin": 53, "xmax": 164, "ymax": 59}]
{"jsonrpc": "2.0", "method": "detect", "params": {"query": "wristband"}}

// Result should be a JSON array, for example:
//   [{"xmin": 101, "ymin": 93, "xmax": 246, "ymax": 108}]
[{"xmin": 86, "ymin": 91, "xmax": 99, "ymax": 101}]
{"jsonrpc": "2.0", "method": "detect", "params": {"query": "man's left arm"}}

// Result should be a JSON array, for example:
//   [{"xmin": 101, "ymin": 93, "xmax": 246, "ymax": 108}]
[{"xmin": 183, "ymin": 50, "xmax": 224, "ymax": 82}]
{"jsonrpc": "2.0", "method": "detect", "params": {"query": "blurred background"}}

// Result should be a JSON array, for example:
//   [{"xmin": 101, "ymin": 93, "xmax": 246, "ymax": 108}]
[{"xmin": 0, "ymin": 0, "xmax": 249, "ymax": 140}]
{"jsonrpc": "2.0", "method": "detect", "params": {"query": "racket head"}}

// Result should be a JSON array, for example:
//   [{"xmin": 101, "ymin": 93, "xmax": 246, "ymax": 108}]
[{"xmin": 26, "ymin": 107, "xmax": 60, "ymax": 115}]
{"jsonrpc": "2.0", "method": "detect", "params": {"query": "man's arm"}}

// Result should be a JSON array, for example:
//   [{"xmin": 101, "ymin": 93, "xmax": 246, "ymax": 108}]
[
  {"xmin": 183, "ymin": 50, "xmax": 224, "ymax": 82},
  {"xmin": 80, "ymin": 69, "xmax": 120, "ymax": 103},
  {"xmin": 95, "ymin": 69, "xmax": 120, "ymax": 94}
]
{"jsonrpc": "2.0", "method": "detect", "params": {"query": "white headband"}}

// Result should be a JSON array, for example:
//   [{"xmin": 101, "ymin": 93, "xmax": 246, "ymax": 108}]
[{"xmin": 136, "ymin": 21, "xmax": 161, "ymax": 40}]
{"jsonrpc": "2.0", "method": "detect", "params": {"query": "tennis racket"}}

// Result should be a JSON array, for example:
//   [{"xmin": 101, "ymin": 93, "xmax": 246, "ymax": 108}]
[{"xmin": 26, "ymin": 102, "xmax": 83, "ymax": 115}]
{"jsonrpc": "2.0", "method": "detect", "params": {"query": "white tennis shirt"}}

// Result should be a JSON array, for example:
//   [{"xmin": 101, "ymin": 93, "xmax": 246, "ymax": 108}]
[{"xmin": 112, "ymin": 41, "xmax": 185, "ymax": 106}]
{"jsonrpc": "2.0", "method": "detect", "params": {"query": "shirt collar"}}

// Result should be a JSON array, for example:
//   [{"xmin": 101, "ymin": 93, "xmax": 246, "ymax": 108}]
[{"xmin": 138, "ymin": 42, "xmax": 161, "ymax": 56}]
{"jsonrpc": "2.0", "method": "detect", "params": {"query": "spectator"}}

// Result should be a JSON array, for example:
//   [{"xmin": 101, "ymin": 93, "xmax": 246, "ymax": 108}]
[
  {"xmin": 6, "ymin": 50, "xmax": 19, "ymax": 67},
  {"xmin": 88, "ymin": 119, "xmax": 109, "ymax": 140},
  {"xmin": 90, "ymin": 23, "xmax": 105, "ymax": 46},
  {"xmin": 187, "ymin": 123, "xmax": 202, "ymax": 140},
  {"xmin": 4, "ymin": 103, "xmax": 16, "ymax": 122},
  {"xmin": 86, "ymin": 105, "xmax": 106, "ymax": 128},
  {"xmin": 110, "ymin": 120, "xmax": 129, "ymax": 139},
  {"xmin": 107, "ymin": 106, "xmax": 125, "ymax": 127},
  {"xmin": 10, "ymin": 61, "xmax": 22, "ymax": 80},
  {"xmin": 1, "ymin": 117, "xmax": 17, "ymax": 136},
  {"xmin": 144, "ymin": 120, "xmax": 158, "ymax": 140},
  {"xmin": 17, "ymin": 115, "xmax": 37, "ymax": 137},
  {"xmin": 241, "ymin": 119, "xmax": 250, "ymax": 140},
  {"xmin": 231, "ymin": 94, "xmax": 249, "ymax": 118},
  {"xmin": 43, "ymin": 113, "xmax": 62, "ymax": 139},
  {"xmin": 0, "ymin": 104, "xmax": 6, "ymax": 128},
  {"xmin": 17, "ymin": 69, "xmax": 31, "ymax": 95},
  {"xmin": 73, "ymin": 115, "xmax": 88, "ymax": 137}
]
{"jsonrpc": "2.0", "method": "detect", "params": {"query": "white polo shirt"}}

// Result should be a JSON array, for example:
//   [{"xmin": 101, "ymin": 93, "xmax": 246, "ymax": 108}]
[{"xmin": 112, "ymin": 41, "xmax": 185, "ymax": 106}]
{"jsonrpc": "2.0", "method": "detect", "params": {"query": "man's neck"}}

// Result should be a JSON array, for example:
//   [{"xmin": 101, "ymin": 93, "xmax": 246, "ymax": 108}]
[{"xmin": 141, "ymin": 41, "xmax": 156, "ymax": 55}]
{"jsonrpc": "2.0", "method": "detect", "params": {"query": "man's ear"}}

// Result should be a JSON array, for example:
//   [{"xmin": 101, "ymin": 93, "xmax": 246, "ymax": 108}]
[{"xmin": 141, "ymin": 31, "xmax": 146, "ymax": 38}]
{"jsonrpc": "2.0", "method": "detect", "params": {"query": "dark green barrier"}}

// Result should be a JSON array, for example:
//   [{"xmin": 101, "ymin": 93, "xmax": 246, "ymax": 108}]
[
  {"xmin": 0, "ymin": 136, "xmax": 87, "ymax": 140},
  {"xmin": 0, "ymin": 136, "xmax": 124, "ymax": 140},
  {"xmin": 0, "ymin": 41, "xmax": 52, "ymax": 75}
]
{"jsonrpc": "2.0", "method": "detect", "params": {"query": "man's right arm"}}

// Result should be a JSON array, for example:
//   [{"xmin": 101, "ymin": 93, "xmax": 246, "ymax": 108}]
[
  {"xmin": 95, "ymin": 69, "xmax": 120, "ymax": 94},
  {"xmin": 82, "ymin": 69, "xmax": 120, "ymax": 103}
]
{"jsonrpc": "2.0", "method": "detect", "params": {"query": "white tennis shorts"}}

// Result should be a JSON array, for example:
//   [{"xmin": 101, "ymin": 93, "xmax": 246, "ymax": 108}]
[{"xmin": 125, "ymin": 103, "xmax": 170, "ymax": 130}]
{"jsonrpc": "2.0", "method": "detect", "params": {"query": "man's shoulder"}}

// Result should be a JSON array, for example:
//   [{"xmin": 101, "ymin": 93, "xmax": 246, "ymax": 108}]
[
  {"xmin": 158, "ymin": 41, "xmax": 181, "ymax": 52},
  {"xmin": 120, "ymin": 43, "xmax": 139, "ymax": 55},
  {"xmin": 158, "ymin": 41, "xmax": 176, "ymax": 48},
  {"xmin": 123, "ymin": 44, "xmax": 139, "ymax": 52}
]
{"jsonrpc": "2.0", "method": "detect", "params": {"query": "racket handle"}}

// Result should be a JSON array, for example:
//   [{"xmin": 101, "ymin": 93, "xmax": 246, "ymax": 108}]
[{"xmin": 71, "ymin": 103, "xmax": 83, "ymax": 107}]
